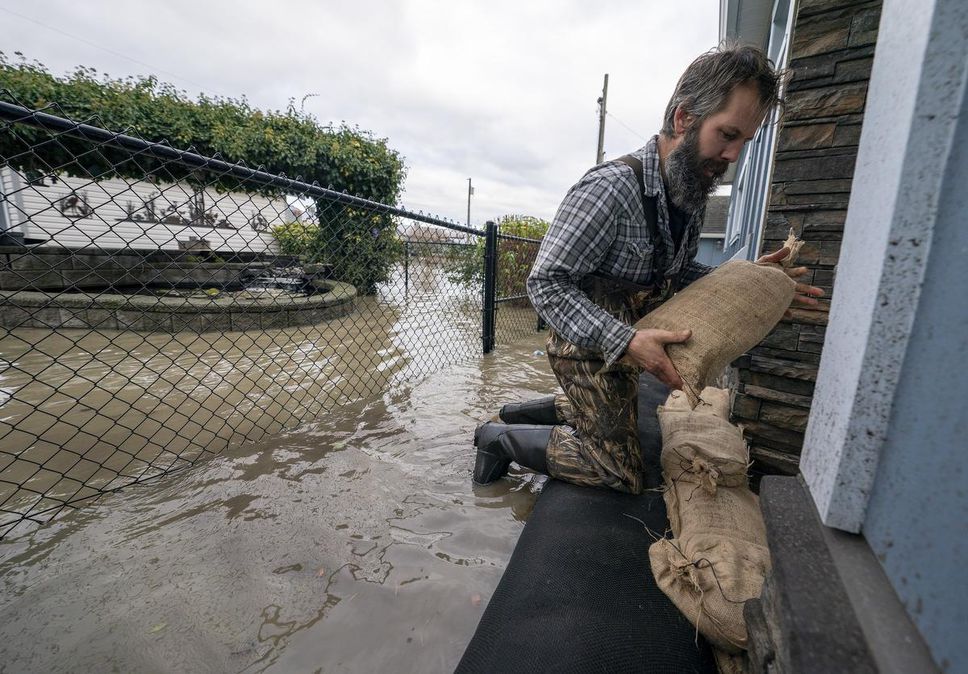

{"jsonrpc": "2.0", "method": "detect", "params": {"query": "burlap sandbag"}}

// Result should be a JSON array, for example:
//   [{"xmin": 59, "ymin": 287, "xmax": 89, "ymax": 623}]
[
  {"xmin": 697, "ymin": 386, "xmax": 731, "ymax": 419},
  {"xmin": 664, "ymin": 387, "xmax": 730, "ymax": 418},
  {"xmin": 649, "ymin": 534, "xmax": 771, "ymax": 653},
  {"xmin": 663, "ymin": 480, "xmax": 683, "ymax": 538},
  {"xmin": 634, "ymin": 260, "xmax": 795, "ymax": 407},
  {"xmin": 658, "ymin": 407, "xmax": 749, "ymax": 496},
  {"xmin": 653, "ymin": 399, "xmax": 769, "ymax": 653},
  {"xmin": 663, "ymin": 389, "xmax": 693, "ymax": 412},
  {"xmin": 664, "ymin": 478, "xmax": 766, "ymax": 543}
]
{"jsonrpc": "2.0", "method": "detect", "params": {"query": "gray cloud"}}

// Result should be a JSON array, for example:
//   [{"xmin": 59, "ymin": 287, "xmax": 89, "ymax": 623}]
[{"xmin": 1, "ymin": 0, "xmax": 719, "ymax": 224}]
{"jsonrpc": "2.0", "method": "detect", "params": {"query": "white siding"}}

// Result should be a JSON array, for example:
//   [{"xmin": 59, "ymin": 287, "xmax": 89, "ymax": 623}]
[{"xmin": 1, "ymin": 167, "xmax": 285, "ymax": 254}]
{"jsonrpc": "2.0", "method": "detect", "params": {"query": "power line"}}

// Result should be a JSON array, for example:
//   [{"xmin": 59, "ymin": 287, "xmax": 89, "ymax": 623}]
[
  {"xmin": 0, "ymin": 6, "xmax": 224, "ymax": 96},
  {"xmin": 606, "ymin": 111, "xmax": 651, "ymax": 144}
]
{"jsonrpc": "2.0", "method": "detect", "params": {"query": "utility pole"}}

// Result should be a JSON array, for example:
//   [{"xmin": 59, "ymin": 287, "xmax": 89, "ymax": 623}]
[
  {"xmin": 596, "ymin": 74, "xmax": 609, "ymax": 165},
  {"xmin": 467, "ymin": 178, "xmax": 474, "ymax": 226}
]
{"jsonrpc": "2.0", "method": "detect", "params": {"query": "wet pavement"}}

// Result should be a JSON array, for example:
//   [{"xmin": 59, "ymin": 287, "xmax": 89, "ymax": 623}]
[{"xmin": 0, "ymin": 331, "xmax": 557, "ymax": 673}]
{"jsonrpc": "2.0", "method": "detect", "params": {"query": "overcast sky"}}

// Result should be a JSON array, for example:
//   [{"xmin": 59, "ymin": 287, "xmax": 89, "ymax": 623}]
[{"xmin": 1, "ymin": 0, "xmax": 719, "ymax": 226}]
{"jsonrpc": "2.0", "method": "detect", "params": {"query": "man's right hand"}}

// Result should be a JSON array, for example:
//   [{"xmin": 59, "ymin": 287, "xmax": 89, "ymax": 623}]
[{"xmin": 622, "ymin": 328, "xmax": 692, "ymax": 390}]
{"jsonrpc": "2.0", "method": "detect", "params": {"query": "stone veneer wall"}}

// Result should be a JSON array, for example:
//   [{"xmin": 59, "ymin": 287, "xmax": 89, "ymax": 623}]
[{"xmin": 731, "ymin": 0, "xmax": 883, "ymax": 474}]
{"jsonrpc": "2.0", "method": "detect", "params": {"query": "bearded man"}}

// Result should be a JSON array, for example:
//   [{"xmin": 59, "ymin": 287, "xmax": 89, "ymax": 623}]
[{"xmin": 472, "ymin": 44, "xmax": 823, "ymax": 494}]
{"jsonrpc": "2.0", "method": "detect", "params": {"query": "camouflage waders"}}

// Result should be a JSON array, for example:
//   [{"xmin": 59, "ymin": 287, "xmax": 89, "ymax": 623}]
[{"xmin": 545, "ymin": 277, "xmax": 672, "ymax": 494}]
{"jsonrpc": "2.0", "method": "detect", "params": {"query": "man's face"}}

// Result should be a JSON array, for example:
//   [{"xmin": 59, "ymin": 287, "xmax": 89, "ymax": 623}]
[{"xmin": 665, "ymin": 82, "xmax": 767, "ymax": 212}]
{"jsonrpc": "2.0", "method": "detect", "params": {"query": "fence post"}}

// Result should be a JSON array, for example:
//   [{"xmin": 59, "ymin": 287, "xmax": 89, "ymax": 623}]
[{"xmin": 482, "ymin": 220, "xmax": 498, "ymax": 354}]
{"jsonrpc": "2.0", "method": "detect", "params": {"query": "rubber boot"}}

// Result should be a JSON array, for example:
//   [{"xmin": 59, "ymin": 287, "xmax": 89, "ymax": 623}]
[
  {"xmin": 473, "ymin": 422, "xmax": 552, "ymax": 485},
  {"xmin": 498, "ymin": 395, "xmax": 559, "ymax": 426}
]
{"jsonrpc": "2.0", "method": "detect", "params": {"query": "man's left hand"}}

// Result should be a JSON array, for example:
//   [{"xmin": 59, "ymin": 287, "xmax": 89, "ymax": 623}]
[{"xmin": 756, "ymin": 247, "xmax": 825, "ymax": 316}]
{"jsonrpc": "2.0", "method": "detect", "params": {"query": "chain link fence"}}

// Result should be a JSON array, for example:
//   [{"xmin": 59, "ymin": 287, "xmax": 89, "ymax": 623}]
[
  {"xmin": 495, "ymin": 231, "xmax": 544, "ymax": 339},
  {"xmin": 0, "ymin": 95, "xmax": 543, "ymax": 538}
]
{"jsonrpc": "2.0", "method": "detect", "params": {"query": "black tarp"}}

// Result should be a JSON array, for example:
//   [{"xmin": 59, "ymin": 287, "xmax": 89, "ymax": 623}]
[{"xmin": 456, "ymin": 374, "xmax": 717, "ymax": 673}]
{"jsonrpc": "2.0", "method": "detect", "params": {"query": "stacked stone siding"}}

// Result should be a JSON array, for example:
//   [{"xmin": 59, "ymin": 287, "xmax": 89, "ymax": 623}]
[{"xmin": 731, "ymin": 0, "xmax": 882, "ymax": 475}]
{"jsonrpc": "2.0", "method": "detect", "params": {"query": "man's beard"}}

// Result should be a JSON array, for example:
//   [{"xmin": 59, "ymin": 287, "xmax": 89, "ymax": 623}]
[{"xmin": 663, "ymin": 125, "xmax": 728, "ymax": 213}]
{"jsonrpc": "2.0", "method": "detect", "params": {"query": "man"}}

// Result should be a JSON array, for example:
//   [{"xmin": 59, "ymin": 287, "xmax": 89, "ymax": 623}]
[{"xmin": 472, "ymin": 44, "xmax": 823, "ymax": 494}]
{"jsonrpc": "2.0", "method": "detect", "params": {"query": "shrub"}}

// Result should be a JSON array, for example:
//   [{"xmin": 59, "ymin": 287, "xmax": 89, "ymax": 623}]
[
  {"xmin": 316, "ymin": 208, "xmax": 403, "ymax": 294},
  {"xmin": 446, "ymin": 215, "xmax": 548, "ymax": 302},
  {"xmin": 271, "ymin": 221, "xmax": 321, "ymax": 258},
  {"xmin": 272, "ymin": 213, "xmax": 403, "ymax": 294}
]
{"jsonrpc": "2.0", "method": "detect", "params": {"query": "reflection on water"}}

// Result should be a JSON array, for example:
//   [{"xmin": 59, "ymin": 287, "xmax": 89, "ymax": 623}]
[
  {"xmin": 0, "ymin": 257, "xmax": 538, "ymax": 534},
  {"xmin": 0, "ymin": 331, "xmax": 556, "ymax": 673}
]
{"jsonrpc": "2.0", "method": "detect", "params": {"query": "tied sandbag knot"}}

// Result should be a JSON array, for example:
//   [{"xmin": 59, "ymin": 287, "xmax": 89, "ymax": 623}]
[
  {"xmin": 666, "ymin": 542, "xmax": 745, "ymax": 604},
  {"xmin": 779, "ymin": 228, "xmax": 805, "ymax": 269},
  {"xmin": 669, "ymin": 445, "xmax": 749, "ymax": 495},
  {"xmin": 671, "ymin": 550, "xmax": 705, "ymax": 594},
  {"xmin": 690, "ymin": 457, "xmax": 722, "ymax": 495}
]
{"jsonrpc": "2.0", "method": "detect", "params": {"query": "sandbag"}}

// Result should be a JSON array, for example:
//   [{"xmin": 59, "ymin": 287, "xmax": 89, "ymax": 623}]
[
  {"xmin": 658, "ymin": 407, "xmax": 749, "ymax": 496},
  {"xmin": 697, "ymin": 386, "xmax": 731, "ymax": 419},
  {"xmin": 634, "ymin": 260, "xmax": 795, "ymax": 407},
  {"xmin": 663, "ymin": 479, "xmax": 766, "ymax": 544},
  {"xmin": 663, "ymin": 480, "xmax": 682, "ymax": 538},
  {"xmin": 650, "ymin": 534, "xmax": 771, "ymax": 653},
  {"xmin": 653, "ymin": 393, "xmax": 770, "ymax": 655},
  {"xmin": 664, "ymin": 387, "xmax": 730, "ymax": 419},
  {"xmin": 663, "ymin": 389, "xmax": 693, "ymax": 412}
]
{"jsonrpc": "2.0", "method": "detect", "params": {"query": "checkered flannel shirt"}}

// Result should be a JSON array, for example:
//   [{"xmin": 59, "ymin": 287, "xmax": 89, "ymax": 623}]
[{"xmin": 527, "ymin": 135, "xmax": 714, "ymax": 366}]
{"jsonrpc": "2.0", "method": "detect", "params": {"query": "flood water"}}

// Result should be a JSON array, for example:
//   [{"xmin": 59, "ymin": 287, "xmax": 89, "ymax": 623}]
[
  {"xmin": 0, "ymin": 330, "xmax": 557, "ymax": 673},
  {"xmin": 0, "ymin": 257, "xmax": 537, "ymax": 531}
]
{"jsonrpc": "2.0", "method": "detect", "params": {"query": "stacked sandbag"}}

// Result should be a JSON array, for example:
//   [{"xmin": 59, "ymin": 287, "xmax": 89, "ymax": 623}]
[
  {"xmin": 659, "ymin": 404, "xmax": 751, "ymax": 536},
  {"xmin": 664, "ymin": 386, "xmax": 730, "ymax": 419},
  {"xmin": 650, "ymin": 389, "xmax": 770, "ymax": 655},
  {"xmin": 633, "ymin": 231, "xmax": 803, "ymax": 407}
]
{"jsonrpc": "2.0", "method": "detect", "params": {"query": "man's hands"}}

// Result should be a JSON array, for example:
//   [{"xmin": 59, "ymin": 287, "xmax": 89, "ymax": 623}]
[
  {"xmin": 756, "ymin": 247, "xmax": 825, "ymax": 316},
  {"xmin": 623, "ymin": 328, "xmax": 692, "ymax": 390}
]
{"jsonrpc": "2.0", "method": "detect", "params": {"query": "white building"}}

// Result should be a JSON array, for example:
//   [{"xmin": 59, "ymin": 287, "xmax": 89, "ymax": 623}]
[{"xmin": 0, "ymin": 166, "xmax": 288, "ymax": 254}]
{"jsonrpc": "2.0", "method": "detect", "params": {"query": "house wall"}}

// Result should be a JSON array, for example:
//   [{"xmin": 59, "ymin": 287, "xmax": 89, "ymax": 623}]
[
  {"xmin": 799, "ymin": 0, "xmax": 968, "ymax": 668},
  {"xmin": 0, "ymin": 168, "xmax": 283, "ymax": 254},
  {"xmin": 730, "ymin": 0, "xmax": 882, "ymax": 473},
  {"xmin": 696, "ymin": 236, "xmax": 727, "ymax": 266}
]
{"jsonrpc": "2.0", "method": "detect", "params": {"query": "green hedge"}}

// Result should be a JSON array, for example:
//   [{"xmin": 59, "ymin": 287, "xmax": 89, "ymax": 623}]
[
  {"xmin": 272, "ymin": 211, "xmax": 403, "ymax": 294},
  {"xmin": 0, "ymin": 51, "xmax": 408, "ymax": 293},
  {"xmin": 0, "ymin": 52, "xmax": 406, "ymax": 203}
]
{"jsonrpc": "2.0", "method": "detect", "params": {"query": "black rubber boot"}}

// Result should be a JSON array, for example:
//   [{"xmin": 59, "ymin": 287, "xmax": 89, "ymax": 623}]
[
  {"xmin": 498, "ymin": 395, "xmax": 559, "ymax": 426},
  {"xmin": 473, "ymin": 422, "xmax": 552, "ymax": 485}
]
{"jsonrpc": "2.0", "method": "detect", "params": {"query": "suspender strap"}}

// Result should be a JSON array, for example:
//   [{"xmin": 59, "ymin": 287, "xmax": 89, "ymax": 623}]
[
  {"xmin": 614, "ymin": 154, "xmax": 660, "ymax": 246},
  {"xmin": 581, "ymin": 155, "xmax": 666, "ymax": 294}
]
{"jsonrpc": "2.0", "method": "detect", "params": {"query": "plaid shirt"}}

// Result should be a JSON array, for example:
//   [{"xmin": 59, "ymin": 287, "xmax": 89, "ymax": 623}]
[{"xmin": 527, "ymin": 135, "xmax": 714, "ymax": 366}]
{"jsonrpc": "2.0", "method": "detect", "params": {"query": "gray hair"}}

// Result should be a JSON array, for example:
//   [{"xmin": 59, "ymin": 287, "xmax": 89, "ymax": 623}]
[{"xmin": 660, "ymin": 42, "xmax": 786, "ymax": 137}]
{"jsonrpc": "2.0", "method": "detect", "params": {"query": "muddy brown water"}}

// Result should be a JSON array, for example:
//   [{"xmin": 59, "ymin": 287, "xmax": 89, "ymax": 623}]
[
  {"xmin": 0, "ymin": 259, "xmax": 535, "ymax": 528},
  {"xmin": 0, "ymin": 330, "xmax": 556, "ymax": 673}
]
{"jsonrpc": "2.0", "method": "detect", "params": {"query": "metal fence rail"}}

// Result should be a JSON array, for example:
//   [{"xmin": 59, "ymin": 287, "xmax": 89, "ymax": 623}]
[{"xmin": 0, "ymin": 96, "xmax": 543, "ymax": 538}]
